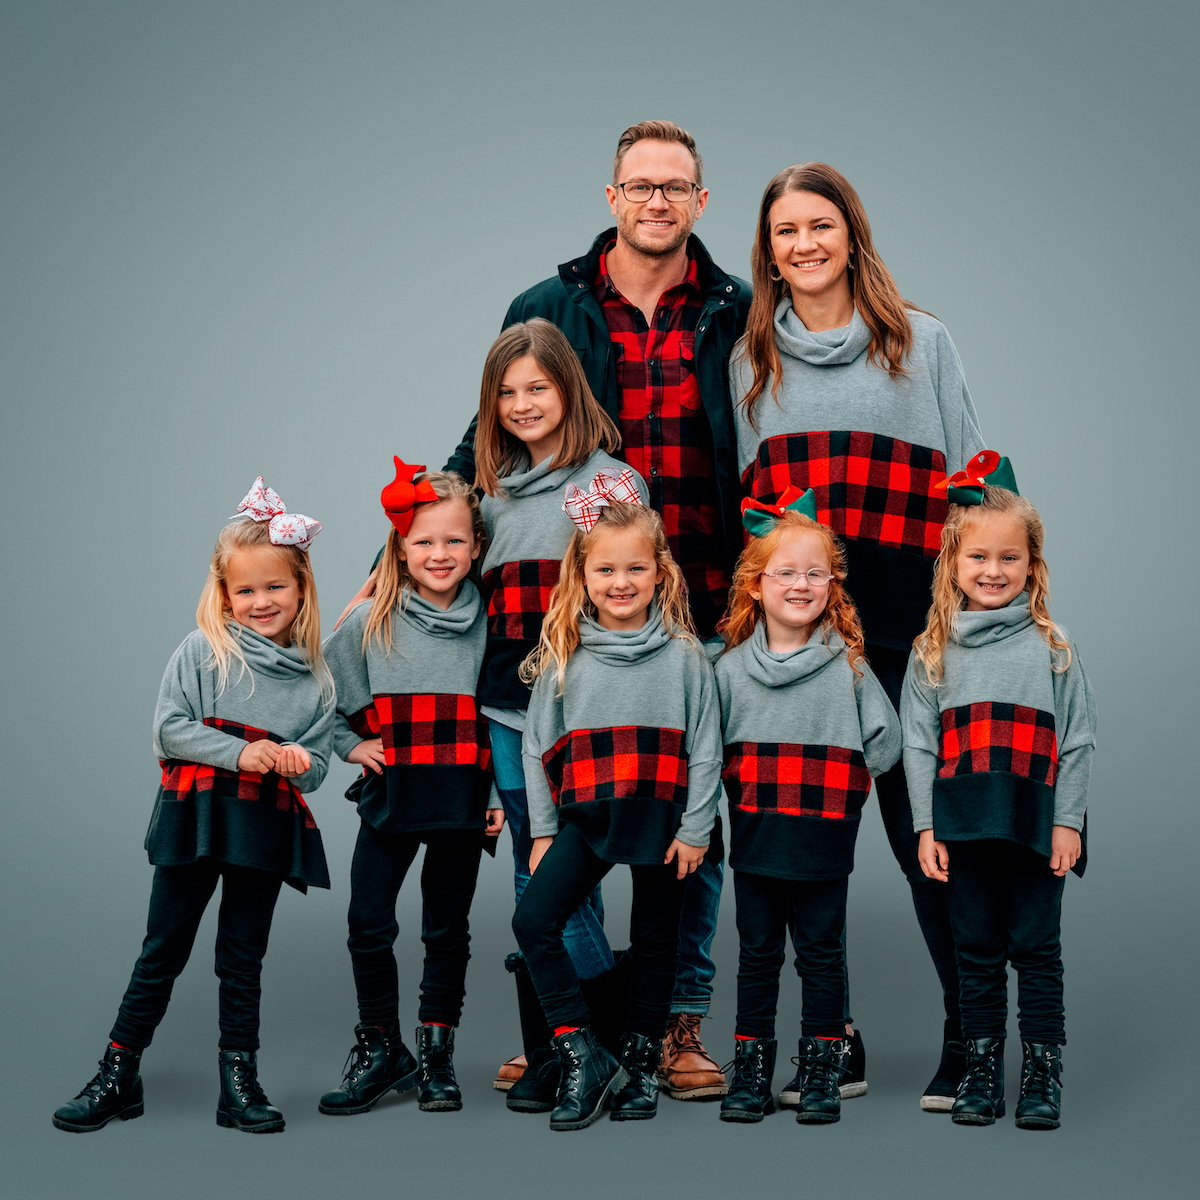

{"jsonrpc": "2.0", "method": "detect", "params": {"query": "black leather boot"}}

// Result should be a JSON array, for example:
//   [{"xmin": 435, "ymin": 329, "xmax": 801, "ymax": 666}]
[
  {"xmin": 416, "ymin": 1024, "xmax": 462, "ymax": 1111},
  {"xmin": 719, "ymin": 1037, "xmax": 776, "ymax": 1123},
  {"xmin": 951, "ymin": 1037, "xmax": 1005, "ymax": 1125},
  {"xmin": 921, "ymin": 1018, "xmax": 968, "ymax": 1112},
  {"xmin": 52, "ymin": 1045, "xmax": 144, "ymax": 1133},
  {"xmin": 216, "ymin": 1049, "xmax": 285, "ymax": 1133},
  {"xmin": 609, "ymin": 1032, "xmax": 661, "ymax": 1121},
  {"xmin": 794, "ymin": 1037, "xmax": 848, "ymax": 1124},
  {"xmin": 549, "ymin": 1027, "xmax": 625, "ymax": 1131},
  {"xmin": 1015, "ymin": 1041, "xmax": 1062, "ymax": 1130},
  {"xmin": 506, "ymin": 1045, "xmax": 561, "ymax": 1113},
  {"xmin": 318, "ymin": 1023, "xmax": 419, "ymax": 1115},
  {"xmin": 780, "ymin": 1029, "xmax": 865, "ymax": 1105}
]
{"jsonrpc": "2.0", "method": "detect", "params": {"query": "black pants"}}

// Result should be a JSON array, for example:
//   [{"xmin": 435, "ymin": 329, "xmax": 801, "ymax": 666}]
[
  {"xmin": 512, "ymin": 823, "xmax": 686, "ymax": 1037},
  {"xmin": 947, "ymin": 840, "xmax": 1066, "ymax": 1043},
  {"xmin": 348, "ymin": 822, "xmax": 483, "ymax": 1028},
  {"xmin": 110, "ymin": 862, "xmax": 282, "ymax": 1052},
  {"xmin": 735, "ymin": 870, "xmax": 848, "ymax": 1039},
  {"xmin": 870, "ymin": 643, "xmax": 962, "ymax": 1030}
]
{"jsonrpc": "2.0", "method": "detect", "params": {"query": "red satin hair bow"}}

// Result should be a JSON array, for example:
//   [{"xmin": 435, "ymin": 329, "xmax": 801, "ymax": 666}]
[{"xmin": 381, "ymin": 456, "xmax": 439, "ymax": 536}]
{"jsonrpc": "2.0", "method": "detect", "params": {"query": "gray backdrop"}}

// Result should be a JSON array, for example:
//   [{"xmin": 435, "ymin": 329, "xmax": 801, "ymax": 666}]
[{"xmin": 2, "ymin": 1, "xmax": 1195, "ymax": 1196}]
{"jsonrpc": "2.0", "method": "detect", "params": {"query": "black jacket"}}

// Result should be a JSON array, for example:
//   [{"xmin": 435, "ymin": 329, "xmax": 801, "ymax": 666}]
[{"xmin": 444, "ymin": 229, "xmax": 751, "ymax": 573}]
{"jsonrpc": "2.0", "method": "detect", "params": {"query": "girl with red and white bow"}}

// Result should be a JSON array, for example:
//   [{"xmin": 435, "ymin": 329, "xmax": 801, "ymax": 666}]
[
  {"xmin": 319, "ymin": 461, "xmax": 502, "ymax": 1119},
  {"xmin": 714, "ymin": 488, "xmax": 900, "ymax": 1127},
  {"xmin": 470, "ymin": 320, "xmax": 648, "ymax": 1107},
  {"xmin": 53, "ymin": 479, "xmax": 334, "ymax": 1136},
  {"xmin": 512, "ymin": 492, "xmax": 721, "ymax": 1131}
]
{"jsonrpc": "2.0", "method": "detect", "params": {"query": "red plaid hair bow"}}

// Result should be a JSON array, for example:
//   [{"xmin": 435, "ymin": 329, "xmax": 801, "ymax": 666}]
[
  {"xmin": 232, "ymin": 477, "xmax": 322, "ymax": 550},
  {"xmin": 381, "ymin": 456, "xmax": 440, "ymax": 536},
  {"xmin": 562, "ymin": 468, "xmax": 642, "ymax": 532}
]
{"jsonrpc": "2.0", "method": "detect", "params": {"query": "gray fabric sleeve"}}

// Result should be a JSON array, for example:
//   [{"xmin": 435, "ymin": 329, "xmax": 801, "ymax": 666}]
[
  {"xmin": 322, "ymin": 606, "xmax": 374, "ymax": 762},
  {"xmin": 1051, "ymin": 642, "xmax": 1097, "ymax": 830},
  {"xmin": 932, "ymin": 320, "xmax": 985, "ymax": 474},
  {"xmin": 900, "ymin": 654, "xmax": 941, "ymax": 832},
  {"xmin": 855, "ymin": 664, "xmax": 904, "ymax": 777},
  {"xmin": 284, "ymin": 698, "xmax": 335, "ymax": 794},
  {"xmin": 676, "ymin": 650, "xmax": 722, "ymax": 848},
  {"xmin": 522, "ymin": 676, "xmax": 561, "ymax": 839},
  {"xmin": 153, "ymin": 637, "xmax": 246, "ymax": 770}
]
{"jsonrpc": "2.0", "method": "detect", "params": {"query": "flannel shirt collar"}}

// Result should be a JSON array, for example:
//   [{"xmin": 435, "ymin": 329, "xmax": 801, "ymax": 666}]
[{"xmin": 595, "ymin": 240, "xmax": 701, "ymax": 305}]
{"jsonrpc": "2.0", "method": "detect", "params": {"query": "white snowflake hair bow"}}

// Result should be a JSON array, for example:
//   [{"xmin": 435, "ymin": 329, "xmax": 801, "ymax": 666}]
[
  {"xmin": 230, "ymin": 476, "xmax": 323, "ymax": 551},
  {"xmin": 562, "ymin": 468, "xmax": 642, "ymax": 532}
]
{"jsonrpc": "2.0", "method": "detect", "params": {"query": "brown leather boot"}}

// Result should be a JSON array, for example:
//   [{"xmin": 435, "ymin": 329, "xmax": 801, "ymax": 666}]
[{"xmin": 657, "ymin": 1014, "xmax": 727, "ymax": 1100}]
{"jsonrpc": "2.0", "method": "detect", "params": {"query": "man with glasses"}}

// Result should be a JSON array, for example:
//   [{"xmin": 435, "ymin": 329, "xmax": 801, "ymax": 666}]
[{"xmin": 448, "ymin": 120, "xmax": 749, "ymax": 1102}]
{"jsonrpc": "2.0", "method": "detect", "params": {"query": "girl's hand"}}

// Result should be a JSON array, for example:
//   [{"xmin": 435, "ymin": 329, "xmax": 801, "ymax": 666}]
[
  {"xmin": 238, "ymin": 740, "xmax": 280, "ymax": 774},
  {"xmin": 485, "ymin": 808, "xmax": 506, "ymax": 837},
  {"xmin": 664, "ymin": 839, "xmax": 707, "ymax": 880},
  {"xmin": 529, "ymin": 836, "xmax": 555, "ymax": 874},
  {"xmin": 1049, "ymin": 826, "xmax": 1082, "ymax": 877},
  {"xmin": 335, "ymin": 571, "xmax": 378, "ymax": 629},
  {"xmin": 918, "ymin": 829, "xmax": 950, "ymax": 882},
  {"xmin": 347, "ymin": 738, "xmax": 386, "ymax": 775},
  {"xmin": 274, "ymin": 744, "xmax": 312, "ymax": 777}
]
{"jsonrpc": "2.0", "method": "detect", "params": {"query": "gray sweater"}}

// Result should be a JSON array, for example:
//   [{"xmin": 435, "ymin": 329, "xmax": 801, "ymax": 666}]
[
  {"xmin": 729, "ymin": 303, "xmax": 985, "ymax": 649},
  {"xmin": 479, "ymin": 449, "xmax": 647, "ymax": 723},
  {"xmin": 522, "ymin": 606, "xmax": 722, "ymax": 863},
  {"xmin": 716, "ymin": 624, "xmax": 901, "ymax": 879},
  {"xmin": 901, "ymin": 594, "xmax": 1096, "ymax": 868}
]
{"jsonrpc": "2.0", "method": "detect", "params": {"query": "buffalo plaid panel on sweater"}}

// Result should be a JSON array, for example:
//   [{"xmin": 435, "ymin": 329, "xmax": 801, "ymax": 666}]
[
  {"xmin": 158, "ymin": 718, "xmax": 315, "ymax": 828},
  {"xmin": 483, "ymin": 560, "xmax": 561, "ymax": 642},
  {"xmin": 938, "ymin": 702, "xmax": 1058, "ymax": 786},
  {"xmin": 743, "ymin": 431, "xmax": 949, "ymax": 556},
  {"xmin": 596, "ymin": 248, "xmax": 731, "ymax": 636},
  {"xmin": 723, "ymin": 742, "xmax": 872, "ymax": 819},
  {"xmin": 541, "ymin": 725, "xmax": 688, "ymax": 809},
  {"xmin": 374, "ymin": 693, "xmax": 491, "ymax": 770}
]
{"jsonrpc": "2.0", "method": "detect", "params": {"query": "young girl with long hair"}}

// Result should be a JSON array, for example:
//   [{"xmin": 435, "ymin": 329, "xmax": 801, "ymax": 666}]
[
  {"xmin": 512, "ymin": 498, "xmax": 722, "ymax": 1131},
  {"xmin": 53, "ymin": 479, "xmax": 333, "ymax": 1135},
  {"xmin": 715, "ymin": 491, "xmax": 900, "ymax": 1125},
  {"xmin": 473, "ymin": 319, "xmax": 649, "ymax": 1107},
  {"xmin": 902, "ymin": 454, "xmax": 1096, "ymax": 1130},
  {"xmin": 730, "ymin": 160, "xmax": 986, "ymax": 1107},
  {"xmin": 319, "ymin": 461, "xmax": 502, "ymax": 1118}
]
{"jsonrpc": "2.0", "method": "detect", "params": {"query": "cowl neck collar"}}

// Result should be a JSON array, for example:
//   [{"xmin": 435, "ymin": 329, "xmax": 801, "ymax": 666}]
[
  {"xmin": 579, "ymin": 602, "xmax": 672, "ymax": 666},
  {"xmin": 952, "ymin": 593, "xmax": 1034, "ymax": 648},
  {"xmin": 398, "ymin": 580, "xmax": 482, "ymax": 639},
  {"xmin": 499, "ymin": 453, "xmax": 578, "ymax": 499},
  {"xmin": 227, "ymin": 623, "xmax": 312, "ymax": 679},
  {"xmin": 774, "ymin": 297, "xmax": 871, "ymax": 367},
  {"xmin": 739, "ymin": 620, "xmax": 844, "ymax": 687}
]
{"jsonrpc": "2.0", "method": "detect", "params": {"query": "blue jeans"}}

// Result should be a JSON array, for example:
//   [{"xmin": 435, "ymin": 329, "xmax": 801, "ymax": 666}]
[
  {"xmin": 488, "ymin": 719, "xmax": 613, "ymax": 980},
  {"xmin": 673, "ymin": 853, "xmax": 722, "ymax": 1015}
]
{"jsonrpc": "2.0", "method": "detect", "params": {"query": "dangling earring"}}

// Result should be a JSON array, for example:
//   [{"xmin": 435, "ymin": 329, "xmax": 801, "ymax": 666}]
[{"xmin": 768, "ymin": 263, "xmax": 783, "ymax": 283}]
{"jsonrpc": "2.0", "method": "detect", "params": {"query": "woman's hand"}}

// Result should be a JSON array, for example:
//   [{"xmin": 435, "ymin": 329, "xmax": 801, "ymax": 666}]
[
  {"xmin": 238, "ymin": 740, "xmax": 280, "ymax": 774},
  {"xmin": 273, "ymin": 744, "xmax": 312, "ymax": 777},
  {"xmin": 664, "ymin": 839, "xmax": 707, "ymax": 880},
  {"xmin": 528, "ymin": 836, "xmax": 555, "ymax": 874},
  {"xmin": 918, "ymin": 829, "xmax": 949, "ymax": 882},
  {"xmin": 347, "ymin": 738, "xmax": 386, "ymax": 775},
  {"xmin": 1049, "ymin": 826, "xmax": 1082, "ymax": 877},
  {"xmin": 485, "ymin": 808, "xmax": 506, "ymax": 837},
  {"xmin": 335, "ymin": 570, "xmax": 378, "ymax": 629}
]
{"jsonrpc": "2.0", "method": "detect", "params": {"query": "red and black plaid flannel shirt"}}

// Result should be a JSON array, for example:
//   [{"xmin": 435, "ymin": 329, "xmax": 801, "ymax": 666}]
[{"xmin": 596, "ymin": 246, "xmax": 731, "ymax": 636}]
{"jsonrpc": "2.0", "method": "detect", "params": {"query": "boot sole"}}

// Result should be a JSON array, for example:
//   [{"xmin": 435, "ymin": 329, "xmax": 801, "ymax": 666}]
[
  {"xmin": 951, "ymin": 1106, "xmax": 1004, "ymax": 1126},
  {"xmin": 318, "ymin": 1065, "xmax": 420, "ymax": 1115},
  {"xmin": 506, "ymin": 1096, "xmax": 555, "ymax": 1113},
  {"xmin": 920, "ymin": 1094, "xmax": 955, "ymax": 1113},
  {"xmin": 660, "ymin": 1083, "xmax": 727, "ymax": 1100},
  {"xmin": 52, "ymin": 1102, "xmax": 144, "ymax": 1133},
  {"xmin": 216, "ymin": 1111, "xmax": 285, "ymax": 1133},
  {"xmin": 795, "ymin": 1110, "xmax": 840, "ymax": 1124},
  {"xmin": 1015, "ymin": 1115, "xmax": 1060, "ymax": 1130},
  {"xmin": 418, "ymin": 1099, "xmax": 463, "ymax": 1112},
  {"xmin": 779, "ymin": 1083, "xmax": 866, "ymax": 1106},
  {"xmin": 719, "ymin": 1105, "xmax": 773, "ymax": 1123},
  {"xmin": 548, "ymin": 1070, "xmax": 626, "ymax": 1131},
  {"xmin": 609, "ymin": 1107, "xmax": 656, "ymax": 1121}
]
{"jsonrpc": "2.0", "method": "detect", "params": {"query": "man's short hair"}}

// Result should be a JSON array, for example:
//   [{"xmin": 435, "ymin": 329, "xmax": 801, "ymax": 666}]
[{"xmin": 612, "ymin": 120, "xmax": 703, "ymax": 186}]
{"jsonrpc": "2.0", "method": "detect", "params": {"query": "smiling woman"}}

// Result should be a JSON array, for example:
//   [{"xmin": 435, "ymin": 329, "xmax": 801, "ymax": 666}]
[{"xmin": 728, "ymin": 161, "xmax": 986, "ymax": 1113}]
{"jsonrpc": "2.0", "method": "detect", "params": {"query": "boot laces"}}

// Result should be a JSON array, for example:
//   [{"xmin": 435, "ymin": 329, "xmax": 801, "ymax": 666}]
[
  {"xmin": 228, "ymin": 1057, "xmax": 267, "ymax": 1105},
  {"xmin": 669, "ymin": 1014, "xmax": 705, "ymax": 1055},
  {"xmin": 1021, "ymin": 1046, "xmax": 1060, "ymax": 1095},
  {"xmin": 79, "ymin": 1054, "xmax": 123, "ymax": 1099}
]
